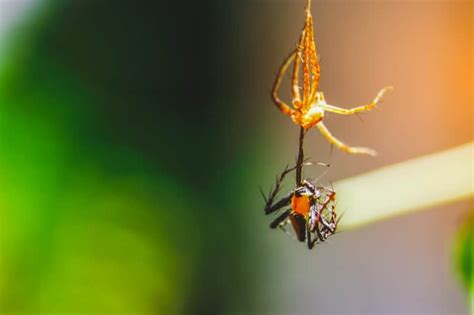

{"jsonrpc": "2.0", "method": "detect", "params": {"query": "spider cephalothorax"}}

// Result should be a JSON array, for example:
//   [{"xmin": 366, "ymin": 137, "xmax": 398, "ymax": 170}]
[
  {"xmin": 271, "ymin": 0, "xmax": 392, "ymax": 156},
  {"xmin": 261, "ymin": 164, "xmax": 337, "ymax": 249}
]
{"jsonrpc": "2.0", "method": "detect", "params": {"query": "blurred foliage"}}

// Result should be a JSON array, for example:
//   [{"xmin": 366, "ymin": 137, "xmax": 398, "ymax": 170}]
[
  {"xmin": 1, "ymin": 1, "xmax": 471, "ymax": 314},
  {"xmin": 454, "ymin": 210, "xmax": 473, "ymax": 295},
  {"xmin": 0, "ymin": 1, "xmax": 261, "ymax": 314}
]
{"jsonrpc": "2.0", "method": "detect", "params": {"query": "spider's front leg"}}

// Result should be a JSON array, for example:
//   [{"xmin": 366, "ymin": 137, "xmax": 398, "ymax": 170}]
[
  {"xmin": 313, "ymin": 87, "xmax": 393, "ymax": 156},
  {"xmin": 320, "ymin": 86, "xmax": 393, "ymax": 115},
  {"xmin": 271, "ymin": 51, "xmax": 298, "ymax": 117}
]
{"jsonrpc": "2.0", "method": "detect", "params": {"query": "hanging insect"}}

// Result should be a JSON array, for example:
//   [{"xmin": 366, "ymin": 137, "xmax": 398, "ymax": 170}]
[
  {"xmin": 271, "ymin": 0, "xmax": 392, "ymax": 156},
  {"xmin": 261, "ymin": 162, "xmax": 338, "ymax": 249}
]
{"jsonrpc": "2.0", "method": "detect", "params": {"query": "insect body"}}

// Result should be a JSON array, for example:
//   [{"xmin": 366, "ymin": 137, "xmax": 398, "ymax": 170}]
[
  {"xmin": 262, "ymin": 164, "xmax": 337, "ymax": 249},
  {"xmin": 271, "ymin": 0, "xmax": 392, "ymax": 156}
]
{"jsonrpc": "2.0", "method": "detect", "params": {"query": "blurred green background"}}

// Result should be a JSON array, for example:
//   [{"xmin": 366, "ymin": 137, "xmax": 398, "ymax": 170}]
[
  {"xmin": 0, "ymin": 0, "xmax": 471, "ymax": 314},
  {"xmin": 0, "ymin": 1, "xmax": 265, "ymax": 314}
]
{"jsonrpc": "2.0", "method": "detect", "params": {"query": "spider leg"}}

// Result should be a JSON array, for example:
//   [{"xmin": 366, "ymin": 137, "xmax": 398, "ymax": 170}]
[
  {"xmin": 320, "ymin": 86, "xmax": 393, "ymax": 115},
  {"xmin": 272, "ymin": 51, "xmax": 297, "ymax": 117},
  {"xmin": 270, "ymin": 209, "xmax": 291, "ymax": 229},
  {"xmin": 292, "ymin": 28, "xmax": 306, "ymax": 109},
  {"xmin": 305, "ymin": 7, "xmax": 320, "ymax": 104},
  {"xmin": 316, "ymin": 122, "xmax": 377, "ymax": 156}
]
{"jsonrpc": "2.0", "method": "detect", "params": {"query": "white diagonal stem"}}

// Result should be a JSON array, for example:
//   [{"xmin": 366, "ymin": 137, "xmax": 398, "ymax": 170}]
[{"xmin": 336, "ymin": 142, "xmax": 474, "ymax": 231}]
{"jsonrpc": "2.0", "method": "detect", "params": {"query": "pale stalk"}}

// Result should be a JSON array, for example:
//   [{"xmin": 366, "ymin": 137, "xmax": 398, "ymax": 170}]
[{"xmin": 335, "ymin": 142, "xmax": 474, "ymax": 231}]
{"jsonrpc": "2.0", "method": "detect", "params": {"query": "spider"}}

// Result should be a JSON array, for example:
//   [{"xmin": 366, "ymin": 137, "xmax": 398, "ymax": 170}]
[
  {"xmin": 261, "ymin": 163, "xmax": 337, "ymax": 249},
  {"xmin": 271, "ymin": 0, "xmax": 392, "ymax": 156}
]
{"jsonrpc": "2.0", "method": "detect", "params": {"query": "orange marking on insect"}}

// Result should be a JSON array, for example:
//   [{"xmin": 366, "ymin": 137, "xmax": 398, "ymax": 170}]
[{"xmin": 291, "ymin": 194, "xmax": 311, "ymax": 215}]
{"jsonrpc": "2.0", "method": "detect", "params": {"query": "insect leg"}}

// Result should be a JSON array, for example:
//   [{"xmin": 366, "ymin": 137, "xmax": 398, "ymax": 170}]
[
  {"xmin": 261, "ymin": 163, "xmax": 299, "ymax": 214},
  {"xmin": 264, "ymin": 191, "xmax": 292, "ymax": 215},
  {"xmin": 310, "ymin": 204, "xmax": 325, "ymax": 241},
  {"xmin": 306, "ymin": 227, "xmax": 315, "ymax": 249},
  {"xmin": 320, "ymin": 215, "xmax": 336, "ymax": 234},
  {"xmin": 269, "ymin": 209, "xmax": 291, "ymax": 229},
  {"xmin": 316, "ymin": 192, "xmax": 337, "ymax": 234}
]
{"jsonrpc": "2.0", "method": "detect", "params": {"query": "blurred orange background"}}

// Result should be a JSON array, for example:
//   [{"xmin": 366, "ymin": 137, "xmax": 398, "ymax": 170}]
[
  {"xmin": 236, "ymin": 0, "xmax": 472, "ymax": 313},
  {"xmin": 0, "ymin": 0, "xmax": 471, "ymax": 314}
]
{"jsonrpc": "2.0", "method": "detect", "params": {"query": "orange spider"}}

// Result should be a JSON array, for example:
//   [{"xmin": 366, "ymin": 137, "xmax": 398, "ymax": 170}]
[{"xmin": 271, "ymin": 0, "xmax": 392, "ymax": 156}]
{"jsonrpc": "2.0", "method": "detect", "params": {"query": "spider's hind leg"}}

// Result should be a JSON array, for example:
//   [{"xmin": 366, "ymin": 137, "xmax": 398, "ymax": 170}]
[{"xmin": 316, "ymin": 122, "xmax": 377, "ymax": 156}]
